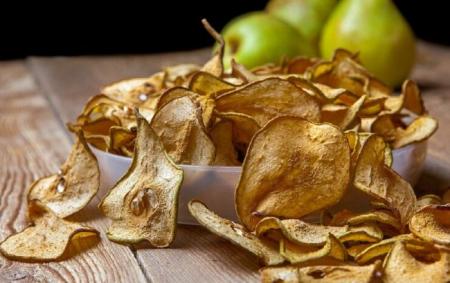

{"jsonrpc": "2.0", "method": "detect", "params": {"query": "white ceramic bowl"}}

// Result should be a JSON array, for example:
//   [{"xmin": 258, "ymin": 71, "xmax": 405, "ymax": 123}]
[{"xmin": 91, "ymin": 141, "xmax": 427, "ymax": 225}]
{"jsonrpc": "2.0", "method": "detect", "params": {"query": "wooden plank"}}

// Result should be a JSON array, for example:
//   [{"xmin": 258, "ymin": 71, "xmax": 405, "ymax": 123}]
[
  {"xmin": 28, "ymin": 49, "xmax": 210, "ymax": 123},
  {"xmin": 0, "ymin": 61, "xmax": 147, "ymax": 283}
]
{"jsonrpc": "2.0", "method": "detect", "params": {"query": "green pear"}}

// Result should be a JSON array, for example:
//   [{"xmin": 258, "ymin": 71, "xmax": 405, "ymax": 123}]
[
  {"xmin": 220, "ymin": 12, "xmax": 316, "ymax": 70},
  {"xmin": 320, "ymin": 0, "xmax": 416, "ymax": 87},
  {"xmin": 266, "ymin": 0, "xmax": 337, "ymax": 48}
]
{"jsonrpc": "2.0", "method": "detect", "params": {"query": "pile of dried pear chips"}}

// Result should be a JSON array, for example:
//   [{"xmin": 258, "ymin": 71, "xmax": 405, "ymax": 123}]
[{"xmin": 2, "ymin": 20, "xmax": 448, "ymax": 283}]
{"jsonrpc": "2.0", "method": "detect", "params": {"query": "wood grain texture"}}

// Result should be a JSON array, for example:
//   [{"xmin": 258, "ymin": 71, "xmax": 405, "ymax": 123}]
[{"xmin": 0, "ymin": 61, "xmax": 147, "ymax": 283}]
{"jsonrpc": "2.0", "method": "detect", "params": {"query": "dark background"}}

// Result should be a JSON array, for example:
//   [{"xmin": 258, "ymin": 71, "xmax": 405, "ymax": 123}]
[{"xmin": 1, "ymin": 1, "xmax": 448, "ymax": 59}]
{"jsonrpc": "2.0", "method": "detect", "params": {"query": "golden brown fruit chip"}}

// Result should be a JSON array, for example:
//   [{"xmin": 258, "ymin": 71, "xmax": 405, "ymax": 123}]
[
  {"xmin": 255, "ymin": 217, "xmax": 382, "ymax": 246},
  {"xmin": 109, "ymin": 126, "xmax": 136, "ymax": 155},
  {"xmin": 280, "ymin": 234, "xmax": 347, "ymax": 264},
  {"xmin": 346, "ymin": 210, "xmax": 402, "ymax": 232},
  {"xmin": 215, "ymin": 111, "xmax": 260, "ymax": 152},
  {"xmin": 201, "ymin": 19, "xmax": 224, "ymax": 77},
  {"xmin": 353, "ymin": 134, "xmax": 416, "ymax": 226},
  {"xmin": 156, "ymin": 87, "xmax": 197, "ymax": 109},
  {"xmin": 189, "ymin": 71, "xmax": 235, "ymax": 97},
  {"xmin": 416, "ymin": 194, "xmax": 442, "ymax": 210},
  {"xmin": 99, "ymin": 111, "xmax": 183, "ymax": 247},
  {"xmin": 216, "ymin": 78, "xmax": 321, "ymax": 126},
  {"xmin": 0, "ymin": 200, "xmax": 98, "ymax": 262},
  {"xmin": 188, "ymin": 200, "xmax": 284, "ymax": 266},
  {"xmin": 28, "ymin": 132, "xmax": 99, "ymax": 218},
  {"xmin": 85, "ymin": 134, "xmax": 109, "ymax": 151},
  {"xmin": 101, "ymin": 77, "xmax": 159, "ymax": 105},
  {"xmin": 260, "ymin": 262, "xmax": 381, "ymax": 283},
  {"xmin": 236, "ymin": 117, "xmax": 350, "ymax": 230},
  {"xmin": 383, "ymin": 241, "xmax": 450, "ymax": 283},
  {"xmin": 151, "ymin": 96, "xmax": 215, "ymax": 165},
  {"xmin": 286, "ymin": 57, "xmax": 319, "ymax": 74},
  {"xmin": 354, "ymin": 234, "xmax": 416, "ymax": 264},
  {"xmin": 322, "ymin": 95, "xmax": 366, "ymax": 130},
  {"xmin": 210, "ymin": 121, "xmax": 240, "ymax": 166},
  {"xmin": 393, "ymin": 115, "xmax": 438, "ymax": 149},
  {"xmin": 409, "ymin": 204, "xmax": 450, "ymax": 245},
  {"xmin": 401, "ymin": 79, "xmax": 425, "ymax": 115}
]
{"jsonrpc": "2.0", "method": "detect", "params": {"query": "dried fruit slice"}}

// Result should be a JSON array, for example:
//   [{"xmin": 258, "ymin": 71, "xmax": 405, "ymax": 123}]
[
  {"xmin": 0, "ymin": 200, "xmax": 98, "ymax": 262},
  {"xmin": 99, "ymin": 110, "xmax": 183, "ymax": 247},
  {"xmin": 255, "ymin": 217, "xmax": 382, "ymax": 246},
  {"xmin": 260, "ymin": 262, "xmax": 381, "ymax": 283},
  {"xmin": 353, "ymin": 134, "xmax": 416, "ymax": 226},
  {"xmin": 28, "ymin": 131, "xmax": 99, "ymax": 218},
  {"xmin": 188, "ymin": 200, "xmax": 284, "ymax": 266},
  {"xmin": 189, "ymin": 71, "xmax": 235, "ymax": 97},
  {"xmin": 216, "ymin": 78, "xmax": 321, "ymax": 126},
  {"xmin": 151, "ymin": 96, "xmax": 215, "ymax": 165},
  {"xmin": 383, "ymin": 241, "xmax": 450, "ymax": 283},
  {"xmin": 346, "ymin": 210, "xmax": 402, "ymax": 232},
  {"xmin": 409, "ymin": 204, "xmax": 450, "ymax": 245},
  {"xmin": 393, "ymin": 115, "xmax": 438, "ymax": 149},
  {"xmin": 210, "ymin": 121, "xmax": 240, "ymax": 166},
  {"xmin": 236, "ymin": 117, "xmax": 350, "ymax": 230},
  {"xmin": 279, "ymin": 234, "xmax": 347, "ymax": 264}
]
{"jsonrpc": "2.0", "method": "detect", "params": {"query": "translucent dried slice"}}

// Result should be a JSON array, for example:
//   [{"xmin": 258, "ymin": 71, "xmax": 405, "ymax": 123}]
[
  {"xmin": 353, "ymin": 134, "xmax": 416, "ymax": 226},
  {"xmin": 188, "ymin": 200, "xmax": 284, "ymax": 266},
  {"xmin": 393, "ymin": 115, "xmax": 438, "ymax": 149},
  {"xmin": 236, "ymin": 117, "xmax": 350, "ymax": 230},
  {"xmin": 409, "ymin": 204, "xmax": 450, "ymax": 245},
  {"xmin": 85, "ymin": 134, "xmax": 109, "ymax": 151},
  {"xmin": 383, "ymin": 241, "xmax": 450, "ymax": 283},
  {"xmin": 260, "ymin": 262, "xmax": 381, "ymax": 283},
  {"xmin": 28, "ymin": 131, "xmax": 99, "ymax": 218},
  {"xmin": 354, "ymin": 234, "xmax": 415, "ymax": 264},
  {"xmin": 401, "ymin": 79, "xmax": 425, "ymax": 115},
  {"xmin": 101, "ymin": 77, "xmax": 160, "ymax": 105},
  {"xmin": 109, "ymin": 126, "xmax": 136, "ymax": 155},
  {"xmin": 346, "ymin": 210, "xmax": 401, "ymax": 232},
  {"xmin": 189, "ymin": 71, "xmax": 235, "ymax": 97},
  {"xmin": 156, "ymin": 87, "xmax": 197, "ymax": 109},
  {"xmin": 322, "ymin": 95, "xmax": 366, "ymax": 130},
  {"xmin": 280, "ymin": 234, "xmax": 347, "ymax": 264},
  {"xmin": 210, "ymin": 121, "xmax": 240, "ymax": 166},
  {"xmin": 216, "ymin": 78, "xmax": 321, "ymax": 126},
  {"xmin": 215, "ymin": 111, "xmax": 260, "ymax": 152},
  {"xmin": 151, "ymin": 96, "xmax": 215, "ymax": 165},
  {"xmin": 99, "ymin": 111, "xmax": 183, "ymax": 247},
  {"xmin": 0, "ymin": 200, "xmax": 98, "ymax": 262},
  {"xmin": 255, "ymin": 217, "xmax": 382, "ymax": 247}
]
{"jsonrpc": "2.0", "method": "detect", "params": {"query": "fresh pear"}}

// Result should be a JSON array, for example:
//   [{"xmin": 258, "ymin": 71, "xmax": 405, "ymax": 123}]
[
  {"xmin": 266, "ymin": 0, "xmax": 337, "ymax": 48},
  {"xmin": 320, "ymin": 0, "xmax": 416, "ymax": 87},
  {"xmin": 220, "ymin": 12, "xmax": 316, "ymax": 70}
]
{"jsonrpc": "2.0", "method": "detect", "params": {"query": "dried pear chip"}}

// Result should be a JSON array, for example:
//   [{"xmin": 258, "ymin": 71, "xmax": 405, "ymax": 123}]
[
  {"xmin": 216, "ymin": 78, "xmax": 321, "ymax": 126},
  {"xmin": 354, "ymin": 234, "xmax": 416, "ymax": 264},
  {"xmin": 109, "ymin": 126, "xmax": 136, "ymax": 155},
  {"xmin": 164, "ymin": 64, "xmax": 200, "ymax": 86},
  {"xmin": 236, "ymin": 117, "xmax": 350, "ymax": 230},
  {"xmin": 0, "ymin": 200, "xmax": 98, "ymax": 262},
  {"xmin": 210, "ymin": 121, "xmax": 240, "ymax": 166},
  {"xmin": 286, "ymin": 57, "xmax": 319, "ymax": 74},
  {"xmin": 189, "ymin": 71, "xmax": 235, "ymax": 97},
  {"xmin": 416, "ymin": 194, "xmax": 442, "ymax": 210},
  {"xmin": 188, "ymin": 200, "xmax": 284, "ymax": 266},
  {"xmin": 402, "ymin": 79, "xmax": 425, "ymax": 115},
  {"xmin": 353, "ymin": 134, "xmax": 416, "ymax": 226},
  {"xmin": 393, "ymin": 115, "xmax": 438, "ymax": 149},
  {"xmin": 85, "ymin": 134, "xmax": 109, "ymax": 151},
  {"xmin": 151, "ymin": 96, "xmax": 215, "ymax": 165},
  {"xmin": 28, "ymin": 131, "xmax": 99, "ymax": 218},
  {"xmin": 322, "ymin": 95, "xmax": 366, "ymax": 130},
  {"xmin": 383, "ymin": 241, "xmax": 450, "ymax": 283},
  {"xmin": 255, "ymin": 217, "xmax": 382, "ymax": 247},
  {"xmin": 280, "ymin": 234, "xmax": 347, "ymax": 264},
  {"xmin": 260, "ymin": 262, "xmax": 381, "ymax": 283},
  {"xmin": 215, "ymin": 111, "xmax": 260, "ymax": 152},
  {"xmin": 101, "ymin": 77, "xmax": 159, "ymax": 105},
  {"xmin": 156, "ymin": 87, "xmax": 197, "ymax": 109},
  {"xmin": 201, "ymin": 19, "xmax": 224, "ymax": 77},
  {"xmin": 99, "ymin": 111, "xmax": 183, "ymax": 247},
  {"xmin": 346, "ymin": 210, "xmax": 402, "ymax": 232},
  {"xmin": 409, "ymin": 204, "xmax": 450, "ymax": 245}
]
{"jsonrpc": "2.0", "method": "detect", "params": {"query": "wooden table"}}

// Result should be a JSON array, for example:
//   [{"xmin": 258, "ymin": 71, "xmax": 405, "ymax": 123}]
[{"xmin": 1, "ymin": 41, "xmax": 450, "ymax": 282}]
